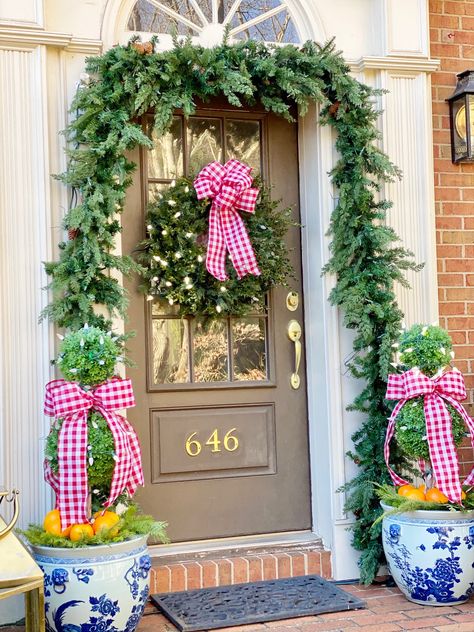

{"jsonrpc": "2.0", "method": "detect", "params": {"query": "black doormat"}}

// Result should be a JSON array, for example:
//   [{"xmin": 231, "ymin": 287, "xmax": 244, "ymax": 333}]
[{"xmin": 150, "ymin": 575, "xmax": 366, "ymax": 631}]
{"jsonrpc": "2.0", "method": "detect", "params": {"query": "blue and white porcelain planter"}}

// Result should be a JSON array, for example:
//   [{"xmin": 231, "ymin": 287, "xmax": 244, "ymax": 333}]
[
  {"xmin": 382, "ymin": 503, "xmax": 474, "ymax": 605},
  {"xmin": 31, "ymin": 536, "xmax": 151, "ymax": 632}
]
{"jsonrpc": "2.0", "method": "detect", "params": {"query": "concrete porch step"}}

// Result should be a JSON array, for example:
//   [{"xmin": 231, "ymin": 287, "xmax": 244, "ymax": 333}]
[{"xmin": 149, "ymin": 544, "xmax": 332, "ymax": 594}]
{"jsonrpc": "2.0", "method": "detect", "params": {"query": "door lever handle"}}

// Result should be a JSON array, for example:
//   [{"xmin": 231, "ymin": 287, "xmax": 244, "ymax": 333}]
[{"xmin": 287, "ymin": 320, "xmax": 302, "ymax": 389}]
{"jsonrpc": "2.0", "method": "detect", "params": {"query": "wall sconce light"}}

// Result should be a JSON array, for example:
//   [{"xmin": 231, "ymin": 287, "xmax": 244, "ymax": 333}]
[{"xmin": 447, "ymin": 70, "xmax": 474, "ymax": 163}]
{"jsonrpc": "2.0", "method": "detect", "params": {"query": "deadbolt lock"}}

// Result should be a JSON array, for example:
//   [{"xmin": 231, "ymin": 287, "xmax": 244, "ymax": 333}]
[{"xmin": 286, "ymin": 291, "xmax": 299, "ymax": 311}]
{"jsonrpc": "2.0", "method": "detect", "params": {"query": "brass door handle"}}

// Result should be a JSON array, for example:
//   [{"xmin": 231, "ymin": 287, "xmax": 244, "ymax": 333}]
[
  {"xmin": 0, "ymin": 489, "xmax": 19, "ymax": 539},
  {"xmin": 287, "ymin": 320, "xmax": 302, "ymax": 389}
]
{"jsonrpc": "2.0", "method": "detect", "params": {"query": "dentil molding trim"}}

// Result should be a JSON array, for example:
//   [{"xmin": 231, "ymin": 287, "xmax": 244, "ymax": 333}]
[{"xmin": 0, "ymin": 26, "xmax": 102, "ymax": 53}]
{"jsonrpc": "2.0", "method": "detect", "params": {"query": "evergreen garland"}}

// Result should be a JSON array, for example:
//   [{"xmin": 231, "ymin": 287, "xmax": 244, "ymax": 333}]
[
  {"xmin": 137, "ymin": 176, "xmax": 293, "ymax": 316},
  {"xmin": 42, "ymin": 37, "xmax": 420, "ymax": 581}
]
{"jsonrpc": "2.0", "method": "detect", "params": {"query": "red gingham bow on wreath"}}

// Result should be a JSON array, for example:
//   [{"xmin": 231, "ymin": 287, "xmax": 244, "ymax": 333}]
[
  {"xmin": 193, "ymin": 159, "xmax": 261, "ymax": 281},
  {"xmin": 384, "ymin": 368, "xmax": 474, "ymax": 503},
  {"xmin": 43, "ymin": 378, "xmax": 144, "ymax": 528}
]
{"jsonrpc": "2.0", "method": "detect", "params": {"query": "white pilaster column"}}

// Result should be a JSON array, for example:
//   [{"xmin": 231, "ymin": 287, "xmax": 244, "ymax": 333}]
[
  {"xmin": 379, "ymin": 68, "xmax": 439, "ymax": 326},
  {"xmin": 0, "ymin": 44, "xmax": 53, "ymax": 528}
]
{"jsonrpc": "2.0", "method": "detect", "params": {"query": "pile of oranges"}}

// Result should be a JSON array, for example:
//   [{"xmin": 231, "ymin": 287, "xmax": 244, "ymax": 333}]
[
  {"xmin": 397, "ymin": 484, "xmax": 466, "ymax": 503},
  {"xmin": 43, "ymin": 509, "xmax": 120, "ymax": 541}
]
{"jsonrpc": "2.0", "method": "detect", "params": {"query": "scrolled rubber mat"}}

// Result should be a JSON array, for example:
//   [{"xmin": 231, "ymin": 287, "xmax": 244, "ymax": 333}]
[{"xmin": 151, "ymin": 574, "xmax": 366, "ymax": 631}]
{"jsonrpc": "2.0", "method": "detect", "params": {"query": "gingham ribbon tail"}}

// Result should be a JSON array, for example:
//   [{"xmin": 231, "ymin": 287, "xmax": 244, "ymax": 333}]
[
  {"xmin": 384, "ymin": 368, "xmax": 474, "ymax": 503},
  {"xmin": 193, "ymin": 159, "xmax": 261, "ymax": 281},
  {"xmin": 44, "ymin": 378, "xmax": 144, "ymax": 527}
]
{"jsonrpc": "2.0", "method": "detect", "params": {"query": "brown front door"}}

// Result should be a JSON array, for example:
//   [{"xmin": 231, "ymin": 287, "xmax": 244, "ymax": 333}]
[{"xmin": 122, "ymin": 103, "xmax": 311, "ymax": 542}]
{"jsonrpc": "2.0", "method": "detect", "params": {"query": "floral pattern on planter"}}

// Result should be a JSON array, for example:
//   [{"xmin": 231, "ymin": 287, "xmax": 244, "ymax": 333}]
[
  {"xmin": 383, "ymin": 512, "xmax": 474, "ymax": 605},
  {"xmin": 33, "ymin": 536, "xmax": 149, "ymax": 632}
]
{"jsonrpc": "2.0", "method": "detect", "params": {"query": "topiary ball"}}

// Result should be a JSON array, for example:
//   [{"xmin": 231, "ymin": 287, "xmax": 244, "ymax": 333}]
[
  {"xmin": 398, "ymin": 324, "xmax": 452, "ymax": 377},
  {"xmin": 394, "ymin": 397, "xmax": 466, "ymax": 461},
  {"xmin": 45, "ymin": 411, "xmax": 115, "ymax": 495},
  {"xmin": 56, "ymin": 325, "xmax": 122, "ymax": 386}
]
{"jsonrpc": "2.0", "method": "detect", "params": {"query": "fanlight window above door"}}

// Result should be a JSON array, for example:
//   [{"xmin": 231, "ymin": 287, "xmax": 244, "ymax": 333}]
[{"xmin": 127, "ymin": 0, "xmax": 300, "ymax": 47}]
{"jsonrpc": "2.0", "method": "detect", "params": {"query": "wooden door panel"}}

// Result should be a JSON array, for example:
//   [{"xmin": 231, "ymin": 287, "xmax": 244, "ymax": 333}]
[{"xmin": 123, "ymin": 108, "xmax": 311, "ymax": 541}]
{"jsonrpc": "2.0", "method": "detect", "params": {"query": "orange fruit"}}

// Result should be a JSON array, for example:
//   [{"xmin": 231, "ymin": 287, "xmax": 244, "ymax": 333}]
[
  {"xmin": 93, "ymin": 511, "xmax": 120, "ymax": 537},
  {"xmin": 462, "ymin": 490, "xmax": 467, "ymax": 500},
  {"xmin": 418, "ymin": 484, "xmax": 426, "ymax": 493},
  {"xmin": 69, "ymin": 523, "xmax": 94, "ymax": 542},
  {"xmin": 425, "ymin": 487, "xmax": 449, "ymax": 504},
  {"xmin": 43, "ymin": 509, "xmax": 70, "ymax": 537},
  {"xmin": 397, "ymin": 484, "xmax": 415, "ymax": 497},
  {"xmin": 404, "ymin": 488, "xmax": 426, "ymax": 502}
]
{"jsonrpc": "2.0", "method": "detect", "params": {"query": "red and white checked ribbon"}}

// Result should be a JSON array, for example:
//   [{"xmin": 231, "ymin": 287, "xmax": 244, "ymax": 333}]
[
  {"xmin": 384, "ymin": 368, "xmax": 474, "ymax": 503},
  {"xmin": 43, "ymin": 378, "xmax": 144, "ymax": 528},
  {"xmin": 193, "ymin": 159, "xmax": 261, "ymax": 281}
]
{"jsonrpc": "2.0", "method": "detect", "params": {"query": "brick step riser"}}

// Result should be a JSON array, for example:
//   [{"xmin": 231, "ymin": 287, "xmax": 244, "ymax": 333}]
[{"xmin": 149, "ymin": 550, "xmax": 331, "ymax": 593}]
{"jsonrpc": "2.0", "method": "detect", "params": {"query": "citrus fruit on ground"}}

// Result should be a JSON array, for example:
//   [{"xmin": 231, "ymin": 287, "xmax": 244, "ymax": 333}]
[
  {"xmin": 93, "ymin": 511, "xmax": 120, "ymax": 536},
  {"xmin": 397, "ymin": 484, "xmax": 415, "ymax": 497},
  {"xmin": 425, "ymin": 487, "xmax": 449, "ymax": 503},
  {"xmin": 69, "ymin": 523, "xmax": 94, "ymax": 541},
  {"xmin": 43, "ymin": 509, "xmax": 70, "ymax": 537},
  {"xmin": 404, "ymin": 487, "xmax": 426, "ymax": 501}
]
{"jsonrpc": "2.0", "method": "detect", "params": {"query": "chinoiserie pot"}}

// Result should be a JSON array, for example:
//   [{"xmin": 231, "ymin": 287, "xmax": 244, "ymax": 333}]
[
  {"xmin": 31, "ymin": 535, "xmax": 151, "ymax": 632},
  {"xmin": 381, "ymin": 502, "xmax": 474, "ymax": 605}
]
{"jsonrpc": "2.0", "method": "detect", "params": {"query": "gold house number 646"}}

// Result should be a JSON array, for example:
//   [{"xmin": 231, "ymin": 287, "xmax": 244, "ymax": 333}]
[{"xmin": 185, "ymin": 428, "xmax": 239, "ymax": 457}]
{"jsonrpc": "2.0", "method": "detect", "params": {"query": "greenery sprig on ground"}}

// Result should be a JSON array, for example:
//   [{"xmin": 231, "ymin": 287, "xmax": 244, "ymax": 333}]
[{"xmin": 42, "ymin": 37, "xmax": 420, "ymax": 580}]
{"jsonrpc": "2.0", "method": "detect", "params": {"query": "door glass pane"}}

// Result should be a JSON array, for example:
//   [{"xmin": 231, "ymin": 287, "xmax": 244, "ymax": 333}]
[
  {"xmin": 147, "ymin": 116, "xmax": 183, "ymax": 179},
  {"xmin": 187, "ymin": 118, "xmax": 223, "ymax": 176},
  {"xmin": 193, "ymin": 319, "xmax": 229, "ymax": 382},
  {"xmin": 149, "ymin": 183, "xmax": 170, "ymax": 201},
  {"xmin": 152, "ymin": 318, "xmax": 190, "ymax": 383},
  {"xmin": 151, "ymin": 299, "xmax": 180, "ymax": 316},
  {"xmin": 230, "ymin": 2, "xmax": 299, "ymax": 43},
  {"xmin": 226, "ymin": 120, "xmax": 261, "ymax": 173},
  {"xmin": 232, "ymin": 318, "xmax": 267, "ymax": 381},
  {"xmin": 128, "ymin": 0, "xmax": 202, "ymax": 35}
]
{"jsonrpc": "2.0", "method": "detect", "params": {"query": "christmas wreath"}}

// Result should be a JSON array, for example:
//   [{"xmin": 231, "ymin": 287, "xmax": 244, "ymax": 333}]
[{"xmin": 136, "ymin": 174, "xmax": 294, "ymax": 316}]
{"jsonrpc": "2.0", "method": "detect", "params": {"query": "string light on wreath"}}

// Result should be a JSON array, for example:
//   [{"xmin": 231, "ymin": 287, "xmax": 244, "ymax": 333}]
[{"xmin": 137, "ymin": 173, "xmax": 294, "ymax": 317}]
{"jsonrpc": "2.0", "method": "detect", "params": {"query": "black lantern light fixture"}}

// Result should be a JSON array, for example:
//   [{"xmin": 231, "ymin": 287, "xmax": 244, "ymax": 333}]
[{"xmin": 447, "ymin": 70, "xmax": 474, "ymax": 163}]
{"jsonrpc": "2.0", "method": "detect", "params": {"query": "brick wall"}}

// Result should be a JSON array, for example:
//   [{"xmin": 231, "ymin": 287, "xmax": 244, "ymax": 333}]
[{"xmin": 430, "ymin": 0, "xmax": 474, "ymax": 475}]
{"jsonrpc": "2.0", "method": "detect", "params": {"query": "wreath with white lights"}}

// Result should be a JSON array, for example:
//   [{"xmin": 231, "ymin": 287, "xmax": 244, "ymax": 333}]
[{"xmin": 136, "ymin": 176, "xmax": 294, "ymax": 316}]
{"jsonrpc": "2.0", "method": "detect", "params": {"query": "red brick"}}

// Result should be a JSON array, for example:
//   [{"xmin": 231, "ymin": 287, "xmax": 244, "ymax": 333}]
[
  {"xmin": 432, "ymin": 15, "xmax": 461, "ymax": 29},
  {"xmin": 248, "ymin": 556, "xmax": 263, "ymax": 582},
  {"xmin": 150, "ymin": 566, "xmax": 170, "ymax": 593},
  {"xmin": 439, "ymin": 300, "xmax": 465, "ymax": 314},
  {"xmin": 306, "ymin": 551, "xmax": 321, "ymax": 575},
  {"xmin": 436, "ymin": 217, "xmax": 463, "ymax": 229},
  {"xmin": 263, "ymin": 555, "xmax": 277, "ymax": 580},
  {"xmin": 217, "ymin": 558, "xmax": 232, "ymax": 586},
  {"xmin": 169, "ymin": 564, "xmax": 186, "ymax": 592},
  {"xmin": 275, "ymin": 554, "xmax": 291, "ymax": 579},
  {"xmin": 438, "ymin": 273, "xmax": 465, "ymax": 286},
  {"xmin": 231, "ymin": 557, "xmax": 249, "ymax": 584},
  {"xmin": 183, "ymin": 562, "xmax": 201, "ymax": 590},
  {"xmin": 202, "ymin": 560, "xmax": 218, "ymax": 588},
  {"xmin": 321, "ymin": 551, "xmax": 332, "ymax": 578},
  {"xmin": 290, "ymin": 554, "xmax": 305, "ymax": 577}
]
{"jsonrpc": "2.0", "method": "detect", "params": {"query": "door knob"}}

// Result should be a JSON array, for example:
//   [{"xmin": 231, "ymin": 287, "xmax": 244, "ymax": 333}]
[{"xmin": 287, "ymin": 320, "xmax": 302, "ymax": 389}]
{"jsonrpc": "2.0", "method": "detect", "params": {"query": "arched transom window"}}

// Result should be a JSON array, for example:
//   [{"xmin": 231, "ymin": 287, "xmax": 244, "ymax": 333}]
[{"xmin": 127, "ymin": 0, "xmax": 300, "ymax": 47}]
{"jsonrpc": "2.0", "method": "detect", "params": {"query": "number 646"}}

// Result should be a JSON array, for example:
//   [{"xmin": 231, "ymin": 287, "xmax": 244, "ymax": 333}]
[{"xmin": 185, "ymin": 428, "xmax": 239, "ymax": 457}]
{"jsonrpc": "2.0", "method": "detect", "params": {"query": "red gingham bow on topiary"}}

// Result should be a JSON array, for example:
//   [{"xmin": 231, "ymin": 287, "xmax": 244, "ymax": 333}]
[
  {"xmin": 43, "ymin": 378, "xmax": 144, "ymax": 528},
  {"xmin": 193, "ymin": 159, "xmax": 261, "ymax": 281},
  {"xmin": 384, "ymin": 368, "xmax": 474, "ymax": 503}
]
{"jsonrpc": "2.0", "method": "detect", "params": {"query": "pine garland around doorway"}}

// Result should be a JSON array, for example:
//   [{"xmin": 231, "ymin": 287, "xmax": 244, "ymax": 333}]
[{"xmin": 41, "ymin": 37, "xmax": 421, "ymax": 583}]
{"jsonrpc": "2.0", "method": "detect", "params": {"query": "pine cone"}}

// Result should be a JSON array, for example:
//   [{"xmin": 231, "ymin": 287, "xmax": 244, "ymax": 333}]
[
  {"xmin": 143, "ymin": 42, "xmax": 154, "ymax": 55},
  {"xmin": 328, "ymin": 100, "xmax": 340, "ymax": 117},
  {"xmin": 132, "ymin": 43, "xmax": 145, "ymax": 55},
  {"xmin": 68, "ymin": 228, "xmax": 79, "ymax": 240}
]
